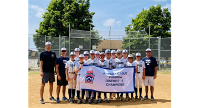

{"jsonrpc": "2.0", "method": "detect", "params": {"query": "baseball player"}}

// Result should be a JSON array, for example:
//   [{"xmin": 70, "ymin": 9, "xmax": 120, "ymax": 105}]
[
  {"xmin": 86, "ymin": 50, "xmax": 100, "ymax": 104},
  {"xmin": 126, "ymin": 54, "xmax": 138, "ymax": 102},
  {"xmin": 65, "ymin": 52, "xmax": 81, "ymax": 103},
  {"xmin": 76, "ymin": 54, "xmax": 84, "ymax": 104},
  {"xmin": 95, "ymin": 51, "xmax": 100, "ymax": 60},
  {"xmin": 74, "ymin": 48, "xmax": 80, "ymax": 61},
  {"xmin": 133, "ymin": 52, "xmax": 145, "ymax": 101},
  {"xmin": 98, "ymin": 52, "xmax": 110, "ymax": 103},
  {"xmin": 122, "ymin": 49, "xmax": 128, "ymax": 63},
  {"xmin": 115, "ymin": 49, "xmax": 127, "ymax": 101},
  {"xmin": 82, "ymin": 51, "xmax": 90, "ymax": 102},
  {"xmin": 105, "ymin": 49, "xmax": 116, "ymax": 100},
  {"xmin": 111, "ymin": 50, "xmax": 116, "ymax": 59}
]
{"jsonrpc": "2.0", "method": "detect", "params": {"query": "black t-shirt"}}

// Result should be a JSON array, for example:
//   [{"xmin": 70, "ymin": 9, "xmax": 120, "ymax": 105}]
[
  {"xmin": 56, "ymin": 56, "xmax": 69, "ymax": 76},
  {"xmin": 142, "ymin": 56, "xmax": 158, "ymax": 76},
  {"xmin": 40, "ymin": 50, "xmax": 57, "ymax": 73}
]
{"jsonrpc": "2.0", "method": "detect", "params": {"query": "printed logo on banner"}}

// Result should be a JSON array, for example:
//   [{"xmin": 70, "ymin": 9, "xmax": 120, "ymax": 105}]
[{"xmin": 85, "ymin": 69, "xmax": 95, "ymax": 84}]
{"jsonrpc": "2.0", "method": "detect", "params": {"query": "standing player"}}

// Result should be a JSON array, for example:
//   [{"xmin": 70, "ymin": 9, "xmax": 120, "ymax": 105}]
[
  {"xmin": 142, "ymin": 48, "xmax": 158, "ymax": 101},
  {"xmin": 95, "ymin": 51, "xmax": 100, "ymax": 60},
  {"xmin": 122, "ymin": 49, "xmax": 128, "ymax": 63},
  {"xmin": 65, "ymin": 52, "xmax": 81, "ymax": 103},
  {"xmin": 55, "ymin": 48, "xmax": 69, "ymax": 103},
  {"xmin": 83, "ymin": 51, "xmax": 89, "ymax": 102},
  {"xmin": 111, "ymin": 50, "xmax": 116, "ymax": 59},
  {"xmin": 40, "ymin": 41, "xmax": 57, "ymax": 104},
  {"xmin": 105, "ymin": 49, "xmax": 116, "ymax": 100},
  {"xmin": 98, "ymin": 52, "xmax": 110, "ymax": 103},
  {"xmin": 115, "ymin": 49, "xmax": 127, "ymax": 101},
  {"xmin": 126, "ymin": 54, "xmax": 138, "ymax": 102},
  {"xmin": 74, "ymin": 48, "xmax": 80, "ymax": 61},
  {"xmin": 76, "ymin": 54, "xmax": 84, "ymax": 104},
  {"xmin": 133, "ymin": 52, "xmax": 145, "ymax": 101},
  {"xmin": 86, "ymin": 50, "xmax": 100, "ymax": 104}
]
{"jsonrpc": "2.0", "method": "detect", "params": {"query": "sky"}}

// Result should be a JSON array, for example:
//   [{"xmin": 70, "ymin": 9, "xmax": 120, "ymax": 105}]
[{"xmin": 28, "ymin": 0, "xmax": 171, "ymax": 49}]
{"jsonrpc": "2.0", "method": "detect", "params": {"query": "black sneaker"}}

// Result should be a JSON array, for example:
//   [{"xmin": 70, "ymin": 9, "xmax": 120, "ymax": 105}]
[
  {"xmin": 104, "ymin": 98, "xmax": 110, "ymax": 103},
  {"xmin": 135, "ymin": 96, "xmax": 138, "ymax": 100},
  {"xmin": 49, "ymin": 96, "xmax": 56, "ymax": 101},
  {"xmin": 40, "ymin": 99, "xmax": 45, "ymax": 104},
  {"xmin": 82, "ymin": 99, "xmax": 86, "ymax": 104},
  {"xmin": 88, "ymin": 99, "xmax": 91, "ymax": 104},
  {"xmin": 93, "ymin": 99, "xmax": 98, "ymax": 104},
  {"xmin": 77, "ymin": 99, "xmax": 81, "ymax": 104},
  {"xmin": 144, "ymin": 95, "xmax": 148, "ymax": 100},
  {"xmin": 72, "ymin": 98, "xmax": 76, "ymax": 103},
  {"xmin": 98, "ymin": 98, "xmax": 102, "ymax": 103},
  {"xmin": 69, "ymin": 98, "xmax": 73, "ymax": 103}
]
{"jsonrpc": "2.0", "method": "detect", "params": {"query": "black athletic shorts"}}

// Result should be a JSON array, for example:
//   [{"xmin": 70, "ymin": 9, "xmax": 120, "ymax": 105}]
[
  {"xmin": 42, "ymin": 72, "xmax": 55, "ymax": 83},
  {"xmin": 57, "ymin": 75, "xmax": 68, "ymax": 86}
]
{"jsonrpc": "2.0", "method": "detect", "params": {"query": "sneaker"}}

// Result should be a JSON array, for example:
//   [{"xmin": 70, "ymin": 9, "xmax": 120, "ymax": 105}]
[
  {"xmin": 40, "ymin": 99, "xmax": 45, "ymax": 104},
  {"xmin": 69, "ymin": 98, "xmax": 73, "ymax": 103},
  {"xmin": 98, "ymin": 98, "xmax": 102, "ymax": 103},
  {"xmin": 131, "ymin": 97, "xmax": 135, "ymax": 102},
  {"xmin": 144, "ymin": 95, "xmax": 148, "ymax": 100},
  {"xmin": 126, "ymin": 96, "xmax": 130, "ymax": 101},
  {"xmin": 62, "ymin": 97, "xmax": 69, "ymax": 101},
  {"xmin": 56, "ymin": 98, "xmax": 60, "ymax": 103},
  {"xmin": 104, "ymin": 98, "xmax": 110, "ymax": 103},
  {"xmin": 82, "ymin": 99, "xmax": 86, "ymax": 104},
  {"xmin": 140, "ymin": 96, "xmax": 144, "ymax": 101},
  {"xmin": 72, "ymin": 98, "xmax": 76, "ymax": 103},
  {"xmin": 88, "ymin": 99, "xmax": 92, "ymax": 104},
  {"xmin": 116, "ymin": 96, "xmax": 120, "ymax": 101},
  {"xmin": 77, "ymin": 99, "xmax": 81, "ymax": 104},
  {"xmin": 93, "ymin": 99, "xmax": 98, "ymax": 104},
  {"xmin": 49, "ymin": 96, "xmax": 56, "ymax": 101},
  {"xmin": 121, "ymin": 97, "xmax": 126, "ymax": 102},
  {"xmin": 135, "ymin": 96, "xmax": 138, "ymax": 100},
  {"xmin": 151, "ymin": 96, "xmax": 154, "ymax": 101}
]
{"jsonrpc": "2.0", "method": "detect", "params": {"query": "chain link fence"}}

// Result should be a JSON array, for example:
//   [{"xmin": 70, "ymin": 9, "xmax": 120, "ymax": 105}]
[{"xmin": 28, "ymin": 26, "xmax": 171, "ymax": 71}]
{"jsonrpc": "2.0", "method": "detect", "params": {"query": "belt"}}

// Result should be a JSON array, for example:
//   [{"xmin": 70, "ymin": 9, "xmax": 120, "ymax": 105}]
[
  {"xmin": 69, "ymin": 72, "xmax": 75, "ymax": 74},
  {"xmin": 137, "ymin": 72, "xmax": 140, "ymax": 73}
]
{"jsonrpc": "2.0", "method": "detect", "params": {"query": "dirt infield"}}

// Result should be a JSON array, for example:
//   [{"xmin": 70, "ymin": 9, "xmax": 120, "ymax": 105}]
[{"xmin": 28, "ymin": 72, "xmax": 171, "ymax": 108}]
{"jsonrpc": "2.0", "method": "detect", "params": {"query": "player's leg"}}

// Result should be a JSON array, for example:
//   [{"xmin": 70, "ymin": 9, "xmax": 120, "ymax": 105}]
[
  {"xmin": 135, "ymin": 73, "xmax": 138, "ymax": 100},
  {"xmin": 88, "ymin": 91, "xmax": 92, "ymax": 104},
  {"xmin": 98, "ymin": 92, "xmax": 102, "ymax": 103},
  {"xmin": 68, "ymin": 77, "xmax": 73, "ymax": 103},
  {"xmin": 49, "ymin": 72, "xmax": 56, "ymax": 101},
  {"xmin": 144, "ymin": 76, "xmax": 149, "ymax": 100},
  {"xmin": 76, "ymin": 74, "xmax": 81, "ymax": 104},
  {"xmin": 149, "ymin": 76, "xmax": 155, "ymax": 101},
  {"xmin": 81, "ymin": 89, "xmax": 86, "ymax": 104},
  {"xmin": 61, "ymin": 75, "xmax": 69, "ymax": 101},
  {"xmin": 93, "ymin": 92, "xmax": 98, "ymax": 104},
  {"xmin": 139, "ymin": 73, "xmax": 144, "ymax": 101},
  {"xmin": 104, "ymin": 93, "xmax": 109, "ymax": 103},
  {"xmin": 72, "ymin": 78, "xmax": 76, "ymax": 103},
  {"xmin": 56, "ymin": 85, "xmax": 61, "ymax": 103},
  {"xmin": 40, "ymin": 72, "xmax": 48, "ymax": 104},
  {"xmin": 116, "ymin": 93, "xmax": 120, "ymax": 101}
]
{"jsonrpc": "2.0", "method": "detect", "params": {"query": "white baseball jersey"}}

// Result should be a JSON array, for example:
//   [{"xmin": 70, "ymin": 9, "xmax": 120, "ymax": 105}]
[
  {"xmin": 126, "ymin": 62, "xmax": 137, "ymax": 67},
  {"xmin": 87, "ymin": 58, "xmax": 100, "ymax": 66},
  {"xmin": 75, "ymin": 57, "xmax": 80, "ymax": 61},
  {"xmin": 115, "ymin": 58, "xmax": 127, "ymax": 68},
  {"xmin": 122, "ymin": 57, "xmax": 128, "ymax": 63},
  {"xmin": 133, "ymin": 60, "xmax": 145, "ymax": 72},
  {"xmin": 99, "ymin": 60, "xmax": 109, "ymax": 68},
  {"xmin": 105, "ymin": 58, "xmax": 116, "ymax": 68},
  {"xmin": 65, "ymin": 60, "xmax": 80, "ymax": 78}
]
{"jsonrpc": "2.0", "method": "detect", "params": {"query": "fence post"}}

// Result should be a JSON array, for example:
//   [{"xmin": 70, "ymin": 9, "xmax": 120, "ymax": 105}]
[
  {"xmin": 149, "ymin": 23, "xmax": 150, "ymax": 48},
  {"xmin": 109, "ymin": 26, "xmax": 111, "ymax": 49},
  {"xmin": 158, "ymin": 36, "xmax": 161, "ymax": 71},
  {"xmin": 129, "ymin": 26, "xmax": 130, "ymax": 53},
  {"xmin": 59, "ymin": 35, "xmax": 61, "ymax": 56},
  {"xmin": 69, "ymin": 24, "xmax": 70, "ymax": 55},
  {"xmin": 90, "ymin": 24, "xmax": 91, "ymax": 50},
  {"xmin": 45, "ymin": 35, "xmax": 46, "ymax": 50}
]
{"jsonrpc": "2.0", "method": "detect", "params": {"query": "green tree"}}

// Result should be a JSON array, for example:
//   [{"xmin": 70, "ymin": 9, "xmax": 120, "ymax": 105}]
[
  {"xmin": 33, "ymin": 0, "xmax": 99, "ymax": 53},
  {"xmin": 122, "ymin": 4, "xmax": 171, "ymax": 59}
]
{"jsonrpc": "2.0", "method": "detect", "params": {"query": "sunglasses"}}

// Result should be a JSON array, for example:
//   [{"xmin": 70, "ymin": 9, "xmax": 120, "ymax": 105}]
[
  {"xmin": 146, "ymin": 51, "xmax": 151, "ymax": 53},
  {"xmin": 62, "ymin": 50, "xmax": 66, "ymax": 52},
  {"xmin": 84, "ymin": 54, "xmax": 89, "ymax": 56},
  {"xmin": 46, "ymin": 44, "xmax": 51, "ymax": 46}
]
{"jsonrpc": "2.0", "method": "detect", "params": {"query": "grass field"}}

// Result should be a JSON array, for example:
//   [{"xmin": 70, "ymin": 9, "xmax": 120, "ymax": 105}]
[{"xmin": 28, "ymin": 71, "xmax": 171, "ymax": 108}]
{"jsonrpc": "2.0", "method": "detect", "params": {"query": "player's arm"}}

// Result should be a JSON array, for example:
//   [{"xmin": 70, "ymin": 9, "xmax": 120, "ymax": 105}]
[
  {"xmin": 75, "ymin": 63, "xmax": 82, "ymax": 74},
  {"xmin": 142, "ymin": 62, "xmax": 146, "ymax": 79},
  {"xmin": 65, "ymin": 62, "xmax": 69, "ymax": 81},
  {"xmin": 40, "ymin": 60, "xmax": 44, "ymax": 77},
  {"xmin": 135, "ymin": 65, "xmax": 138, "ymax": 72},
  {"xmin": 54, "ymin": 53, "xmax": 57, "ymax": 75}
]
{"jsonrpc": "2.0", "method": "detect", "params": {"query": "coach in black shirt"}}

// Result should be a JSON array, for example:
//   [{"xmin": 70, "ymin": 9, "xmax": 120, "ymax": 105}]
[{"xmin": 39, "ymin": 41, "xmax": 57, "ymax": 104}]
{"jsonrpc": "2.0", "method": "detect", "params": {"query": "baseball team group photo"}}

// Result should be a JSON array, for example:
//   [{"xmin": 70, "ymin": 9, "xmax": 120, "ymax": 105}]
[{"xmin": 28, "ymin": 0, "xmax": 171, "ymax": 108}]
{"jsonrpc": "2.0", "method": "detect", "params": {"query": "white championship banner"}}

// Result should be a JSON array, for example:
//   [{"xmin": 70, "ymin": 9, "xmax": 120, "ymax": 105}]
[{"xmin": 80, "ymin": 65, "xmax": 135, "ymax": 93}]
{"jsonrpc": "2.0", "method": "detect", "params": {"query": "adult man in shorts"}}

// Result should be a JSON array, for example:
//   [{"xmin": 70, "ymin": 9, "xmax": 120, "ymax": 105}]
[
  {"xmin": 55, "ymin": 48, "xmax": 69, "ymax": 103},
  {"xmin": 142, "ymin": 48, "xmax": 158, "ymax": 101},
  {"xmin": 40, "ymin": 41, "xmax": 57, "ymax": 104}
]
